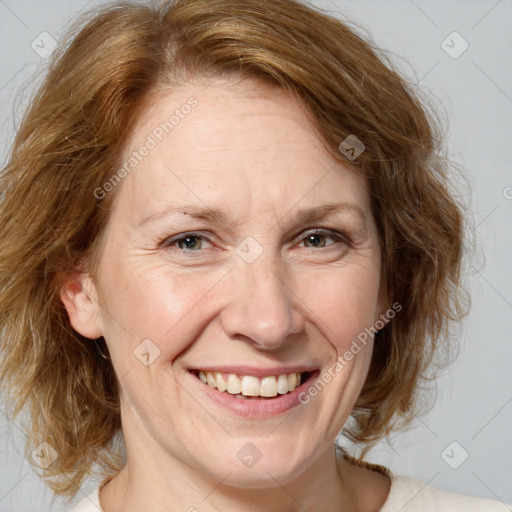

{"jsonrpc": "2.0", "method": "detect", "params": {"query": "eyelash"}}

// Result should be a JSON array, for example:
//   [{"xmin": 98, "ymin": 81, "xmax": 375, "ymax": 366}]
[
  {"xmin": 295, "ymin": 229, "xmax": 350, "ymax": 249},
  {"xmin": 161, "ymin": 229, "xmax": 350, "ymax": 253}
]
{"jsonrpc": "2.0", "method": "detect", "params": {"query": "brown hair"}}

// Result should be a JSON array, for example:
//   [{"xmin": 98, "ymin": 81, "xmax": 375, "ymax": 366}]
[{"xmin": 0, "ymin": 0, "xmax": 467, "ymax": 497}]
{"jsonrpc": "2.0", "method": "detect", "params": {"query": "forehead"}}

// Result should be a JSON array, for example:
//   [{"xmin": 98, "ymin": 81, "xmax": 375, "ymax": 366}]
[
  {"xmin": 112, "ymin": 78, "xmax": 371, "ymax": 221},
  {"xmin": 130, "ymin": 78, "xmax": 327, "ymax": 157}
]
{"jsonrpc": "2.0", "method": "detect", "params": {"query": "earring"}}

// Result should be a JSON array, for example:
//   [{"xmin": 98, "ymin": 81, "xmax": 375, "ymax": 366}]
[{"xmin": 94, "ymin": 337, "xmax": 110, "ymax": 360}]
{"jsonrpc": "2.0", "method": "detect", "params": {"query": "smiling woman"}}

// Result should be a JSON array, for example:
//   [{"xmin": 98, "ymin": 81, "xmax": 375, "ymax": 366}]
[{"xmin": 0, "ymin": 0, "xmax": 508, "ymax": 511}]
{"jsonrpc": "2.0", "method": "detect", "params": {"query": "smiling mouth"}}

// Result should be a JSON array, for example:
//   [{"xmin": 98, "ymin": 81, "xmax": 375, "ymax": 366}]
[{"xmin": 189, "ymin": 370, "xmax": 316, "ymax": 399}]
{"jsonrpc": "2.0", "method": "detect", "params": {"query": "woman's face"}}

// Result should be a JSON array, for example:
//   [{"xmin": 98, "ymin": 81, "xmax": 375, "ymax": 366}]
[{"xmin": 67, "ymin": 78, "xmax": 384, "ymax": 487}]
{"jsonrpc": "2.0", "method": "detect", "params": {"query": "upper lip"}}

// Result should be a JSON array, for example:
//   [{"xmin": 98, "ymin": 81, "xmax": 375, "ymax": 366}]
[{"xmin": 188, "ymin": 365, "xmax": 319, "ymax": 378}]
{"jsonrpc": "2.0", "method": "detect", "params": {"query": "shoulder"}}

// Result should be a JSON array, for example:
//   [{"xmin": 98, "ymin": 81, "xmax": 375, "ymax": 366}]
[
  {"xmin": 69, "ymin": 486, "xmax": 102, "ymax": 512},
  {"xmin": 381, "ymin": 473, "xmax": 511, "ymax": 512},
  {"xmin": 338, "ymin": 450, "xmax": 510, "ymax": 512}
]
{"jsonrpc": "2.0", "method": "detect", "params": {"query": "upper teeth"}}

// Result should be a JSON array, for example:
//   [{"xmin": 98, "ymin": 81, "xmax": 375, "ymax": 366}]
[{"xmin": 197, "ymin": 371, "xmax": 302, "ymax": 397}]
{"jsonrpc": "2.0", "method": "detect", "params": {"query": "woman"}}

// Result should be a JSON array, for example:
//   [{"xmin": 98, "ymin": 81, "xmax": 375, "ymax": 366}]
[{"xmin": 0, "ymin": 0, "xmax": 508, "ymax": 510}]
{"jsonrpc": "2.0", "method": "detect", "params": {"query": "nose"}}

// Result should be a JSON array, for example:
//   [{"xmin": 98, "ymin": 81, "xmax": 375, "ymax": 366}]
[{"xmin": 219, "ymin": 256, "xmax": 305, "ymax": 350}]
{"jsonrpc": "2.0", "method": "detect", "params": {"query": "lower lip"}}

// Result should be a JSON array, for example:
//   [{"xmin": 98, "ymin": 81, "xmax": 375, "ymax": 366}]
[{"xmin": 187, "ymin": 370, "xmax": 319, "ymax": 419}]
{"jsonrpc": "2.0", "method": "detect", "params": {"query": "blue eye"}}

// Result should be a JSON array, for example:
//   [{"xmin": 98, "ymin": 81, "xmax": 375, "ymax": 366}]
[
  {"xmin": 177, "ymin": 235, "xmax": 203, "ymax": 250},
  {"xmin": 163, "ymin": 233, "xmax": 213, "ymax": 252}
]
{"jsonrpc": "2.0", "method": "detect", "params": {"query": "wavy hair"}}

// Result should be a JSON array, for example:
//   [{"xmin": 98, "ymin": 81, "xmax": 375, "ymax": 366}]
[{"xmin": 0, "ymin": 0, "xmax": 468, "ymax": 497}]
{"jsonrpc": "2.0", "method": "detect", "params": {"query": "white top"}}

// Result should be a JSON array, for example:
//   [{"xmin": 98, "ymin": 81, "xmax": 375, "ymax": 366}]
[{"xmin": 70, "ymin": 471, "xmax": 510, "ymax": 511}]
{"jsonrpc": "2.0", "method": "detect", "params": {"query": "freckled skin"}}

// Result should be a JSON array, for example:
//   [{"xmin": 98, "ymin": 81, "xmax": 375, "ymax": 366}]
[{"xmin": 63, "ymin": 78, "xmax": 390, "ymax": 512}]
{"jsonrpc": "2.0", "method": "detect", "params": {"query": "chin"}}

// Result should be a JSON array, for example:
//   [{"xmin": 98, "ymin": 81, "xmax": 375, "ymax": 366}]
[{"xmin": 191, "ymin": 439, "xmax": 315, "ymax": 489}]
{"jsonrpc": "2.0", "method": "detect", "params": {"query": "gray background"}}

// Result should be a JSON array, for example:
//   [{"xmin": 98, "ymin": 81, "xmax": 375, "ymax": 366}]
[{"xmin": 0, "ymin": 0, "xmax": 511, "ymax": 510}]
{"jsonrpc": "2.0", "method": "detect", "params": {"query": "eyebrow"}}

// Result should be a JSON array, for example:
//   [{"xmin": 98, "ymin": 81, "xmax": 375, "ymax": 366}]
[
  {"xmin": 138, "ymin": 201, "xmax": 366, "ymax": 229},
  {"xmin": 138, "ymin": 205, "xmax": 229, "ymax": 227},
  {"xmin": 279, "ymin": 202, "xmax": 366, "ymax": 229}
]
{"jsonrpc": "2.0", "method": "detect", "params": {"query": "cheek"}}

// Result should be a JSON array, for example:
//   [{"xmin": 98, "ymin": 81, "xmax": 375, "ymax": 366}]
[
  {"xmin": 97, "ymin": 260, "xmax": 226, "ymax": 363},
  {"xmin": 296, "ymin": 261, "xmax": 381, "ymax": 348}
]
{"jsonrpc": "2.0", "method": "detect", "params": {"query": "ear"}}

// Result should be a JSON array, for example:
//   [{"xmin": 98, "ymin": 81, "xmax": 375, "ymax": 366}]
[{"xmin": 60, "ymin": 272, "xmax": 103, "ymax": 339}]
